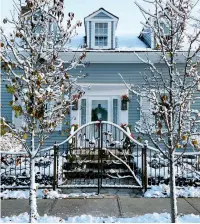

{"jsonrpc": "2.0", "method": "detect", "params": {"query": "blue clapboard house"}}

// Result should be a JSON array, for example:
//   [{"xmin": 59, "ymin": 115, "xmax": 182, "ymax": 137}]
[{"xmin": 1, "ymin": 8, "xmax": 200, "ymax": 149}]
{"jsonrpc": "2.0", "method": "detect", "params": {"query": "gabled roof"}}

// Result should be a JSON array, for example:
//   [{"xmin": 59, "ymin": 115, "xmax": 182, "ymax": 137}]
[{"xmin": 84, "ymin": 7, "xmax": 119, "ymax": 21}]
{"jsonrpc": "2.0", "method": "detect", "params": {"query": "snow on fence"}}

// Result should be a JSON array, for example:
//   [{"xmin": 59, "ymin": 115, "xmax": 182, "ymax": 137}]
[
  {"xmin": 1, "ymin": 121, "xmax": 200, "ymax": 190},
  {"xmin": 0, "ymin": 148, "xmax": 57, "ymax": 188},
  {"xmin": 1, "ymin": 146, "xmax": 200, "ymax": 189}
]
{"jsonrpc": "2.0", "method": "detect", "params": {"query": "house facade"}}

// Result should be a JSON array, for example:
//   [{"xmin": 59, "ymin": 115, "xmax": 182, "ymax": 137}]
[{"xmin": 1, "ymin": 8, "xmax": 200, "ymax": 149}]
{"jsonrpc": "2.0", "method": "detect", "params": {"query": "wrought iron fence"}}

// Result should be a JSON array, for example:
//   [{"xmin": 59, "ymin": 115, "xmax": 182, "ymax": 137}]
[
  {"xmin": 1, "ymin": 121, "xmax": 200, "ymax": 191},
  {"xmin": 0, "ymin": 148, "xmax": 55, "ymax": 189},
  {"xmin": 146, "ymin": 149, "xmax": 200, "ymax": 187}
]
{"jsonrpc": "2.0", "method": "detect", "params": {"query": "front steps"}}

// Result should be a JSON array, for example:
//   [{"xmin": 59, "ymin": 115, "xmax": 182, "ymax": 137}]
[{"xmin": 60, "ymin": 147, "xmax": 142, "ymax": 190}]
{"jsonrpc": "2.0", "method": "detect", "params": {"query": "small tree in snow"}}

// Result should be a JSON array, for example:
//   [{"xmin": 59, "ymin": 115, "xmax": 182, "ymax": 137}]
[
  {"xmin": 0, "ymin": 0, "xmax": 86, "ymax": 222},
  {"xmin": 120, "ymin": 0, "xmax": 200, "ymax": 222}
]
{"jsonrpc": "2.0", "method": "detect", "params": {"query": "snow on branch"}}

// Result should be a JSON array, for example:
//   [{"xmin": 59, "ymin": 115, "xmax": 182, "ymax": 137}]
[{"xmin": 0, "ymin": 0, "xmax": 87, "ymax": 154}]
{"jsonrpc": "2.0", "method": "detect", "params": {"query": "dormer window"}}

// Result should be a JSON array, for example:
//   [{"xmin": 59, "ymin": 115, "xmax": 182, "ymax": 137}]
[
  {"xmin": 84, "ymin": 8, "xmax": 118, "ymax": 50},
  {"xmin": 95, "ymin": 23, "xmax": 108, "ymax": 47}
]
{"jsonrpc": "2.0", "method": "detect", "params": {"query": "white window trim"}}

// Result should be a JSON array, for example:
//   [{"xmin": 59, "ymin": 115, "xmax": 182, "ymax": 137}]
[
  {"xmin": 94, "ymin": 22, "xmax": 108, "ymax": 47},
  {"xmin": 86, "ymin": 21, "xmax": 90, "ymax": 47},
  {"xmin": 91, "ymin": 21, "xmax": 111, "ymax": 49},
  {"xmin": 70, "ymin": 84, "xmax": 128, "ymax": 126}
]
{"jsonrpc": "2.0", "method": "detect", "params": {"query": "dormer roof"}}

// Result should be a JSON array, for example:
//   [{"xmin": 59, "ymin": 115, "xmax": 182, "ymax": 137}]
[{"xmin": 84, "ymin": 7, "xmax": 119, "ymax": 21}]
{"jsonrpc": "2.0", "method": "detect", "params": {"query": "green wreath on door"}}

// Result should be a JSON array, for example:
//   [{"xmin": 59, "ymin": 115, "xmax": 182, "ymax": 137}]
[{"xmin": 92, "ymin": 104, "xmax": 108, "ymax": 121}]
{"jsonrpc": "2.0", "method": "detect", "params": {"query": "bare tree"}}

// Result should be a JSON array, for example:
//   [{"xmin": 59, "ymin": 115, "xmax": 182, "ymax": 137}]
[
  {"xmin": 0, "ymin": 0, "xmax": 87, "ymax": 222},
  {"xmin": 120, "ymin": 0, "xmax": 200, "ymax": 222}
]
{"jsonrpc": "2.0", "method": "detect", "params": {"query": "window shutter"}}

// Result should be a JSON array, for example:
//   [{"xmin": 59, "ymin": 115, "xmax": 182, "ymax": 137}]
[
  {"xmin": 81, "ymin": 99, "xmax": 86, "ymax": 125},
  {"xmin": 140, "ymin": 96, "xmax": 155, "ymax": 133},
  {"xmin": 113, "ymin": 99, "xmax": 118, "ymax": 124}
]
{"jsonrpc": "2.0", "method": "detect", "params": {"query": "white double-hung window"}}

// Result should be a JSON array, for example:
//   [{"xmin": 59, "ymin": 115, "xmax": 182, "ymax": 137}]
[{"xmin": 95, "ymin": 23, "xmax": 108, "ymax": 47}]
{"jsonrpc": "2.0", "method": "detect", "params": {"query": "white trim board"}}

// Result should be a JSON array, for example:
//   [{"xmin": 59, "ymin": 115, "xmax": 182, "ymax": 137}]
[
  {"xmin": 70, "ymin": 84, "xmax": 129, "ymax": 126},
  {"xmin": 85, "ymin": 9, "xmax": 118, "ymax": 22}
]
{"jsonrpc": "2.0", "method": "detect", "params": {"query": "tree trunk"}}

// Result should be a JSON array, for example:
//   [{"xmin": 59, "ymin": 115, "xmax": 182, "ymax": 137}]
[
  {"xmin": 29, "ymin": 156, "xmax": 38, "ymax": 223},
  {"xmin": 29, "ymin": 127, "xmax": 38, "ymax": 223},
  {"xmin": 169, "ymin": 152, "xmax": 178, "ymax": 223}
]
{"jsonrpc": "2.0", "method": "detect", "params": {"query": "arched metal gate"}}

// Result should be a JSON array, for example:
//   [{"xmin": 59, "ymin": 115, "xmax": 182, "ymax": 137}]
[{"xmin": 55, "ymin": 121, "xmax": 147, "ymax": 193}]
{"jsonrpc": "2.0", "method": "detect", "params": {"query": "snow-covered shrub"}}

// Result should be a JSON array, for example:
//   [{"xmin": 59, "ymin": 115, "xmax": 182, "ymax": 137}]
[{"xmin": 0, "ymin": 133, "xmax": 24, "ymax": 152}]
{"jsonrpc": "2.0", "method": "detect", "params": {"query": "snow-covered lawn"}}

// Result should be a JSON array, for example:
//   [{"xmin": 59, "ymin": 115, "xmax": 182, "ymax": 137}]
[
  {"xmin": 0, "ymin": 189, "xmax": 97, "ymax": 199},
  {"xmin": 1, "ymin": 185, "xmax": 200, "ymax": 199},
  {"xmin": 1, "ymin": 213, "xmax": 200, "ymax": 223},
  {"xmin": 144, "ymin": 185, "xmax": 200, "ymax": 198}
]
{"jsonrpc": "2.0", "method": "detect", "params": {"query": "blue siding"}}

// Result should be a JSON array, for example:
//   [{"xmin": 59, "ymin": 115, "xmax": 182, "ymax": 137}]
[
  {"xmin": 2, "ymin": 62, "xmax": 200, "ymax": 149},
  {"xmin": 1, "ymin": 75, "xmax": 13, "ymax": 123},
  {"xmin": 92, "ymin": 12, "xmax": 112, "ymax": 19},
  {"xmin": 69, "ymin": 63, "xmax": 170, "ymax": 84}
]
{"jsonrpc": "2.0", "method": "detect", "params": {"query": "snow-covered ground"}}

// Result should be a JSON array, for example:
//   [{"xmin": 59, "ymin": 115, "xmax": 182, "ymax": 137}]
[
  {"xmin": 144, "ymin": 185, "xmax": 200, "ymax": 198},
  {"xmin": 1, "ymin": 185, "xmax": 200, "ymax": 199},
  {"xmin": 0, "ymin": 189, "xmax": 97, "ymax": 199},
  {"xmin": 1, "ymin": 213, "xmax": 200, "ymax": 223}
]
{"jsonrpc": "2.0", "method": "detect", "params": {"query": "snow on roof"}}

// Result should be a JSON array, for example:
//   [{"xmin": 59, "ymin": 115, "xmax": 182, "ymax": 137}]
[
  {"xmin": 68, "ymin": 34, "xmax": 149, "ymax": 51},
  {"xmin": 116, "ymin": 34, "xmax": 148, "ymax": 50}
]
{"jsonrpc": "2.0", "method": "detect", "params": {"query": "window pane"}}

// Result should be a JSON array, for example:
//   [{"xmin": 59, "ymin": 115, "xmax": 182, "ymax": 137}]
[
  {"xmin": 91, "ymin": 100, "xmax": 108, "ymax": 121},
  {"xmin": 94, "ymin": 23, "xmax": 108, "ymax": 47}
]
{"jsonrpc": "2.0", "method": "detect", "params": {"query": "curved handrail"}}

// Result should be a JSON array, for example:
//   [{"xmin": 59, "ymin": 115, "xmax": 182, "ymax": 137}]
[
  {"xmin": 0, "ymin": 151, "xmax": 28, "ymax": 155},
  {"xmin": 53, "ymin": 120, "xmax": 200, "ymax": 155},
  {"xmin": 40, "ymin": 120, "xmax": 160, "ymax": 152},
  {"xmin": 1, "ymin": 120, "xmax": 200, "ymax": 156}
]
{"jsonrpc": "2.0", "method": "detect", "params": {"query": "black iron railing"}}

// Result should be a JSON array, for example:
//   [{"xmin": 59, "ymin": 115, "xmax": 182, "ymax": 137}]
[{"xmin": 1, "ymin": 121, "xmax": 200, "ymax": 191}]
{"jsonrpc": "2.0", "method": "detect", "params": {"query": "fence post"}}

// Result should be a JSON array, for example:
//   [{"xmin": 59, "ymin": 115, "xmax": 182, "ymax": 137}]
[
  {"xmin": 97, "ymin": 121, "xmax": 101, "ymax": 195},
  {"xmin": 53, "ymin": 142, "xmax": 58, "ymax": 191},
  {"xmin": 142, "ymin": 141, "xmax": 148, "ymax": 193}
]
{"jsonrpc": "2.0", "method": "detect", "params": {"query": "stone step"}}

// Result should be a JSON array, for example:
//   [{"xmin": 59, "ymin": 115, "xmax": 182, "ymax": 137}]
[
  {"xmin": 65, "ymin": 148, "xmax": 137, "ymax": 156},
  {"xmin": 62, "ymin": 161, "xmax": 136, "ymax": 171},
  {"xmin": 63, "ymin": 168, "xmax": 135, "ymax": 174},
  {"xmin": 60, "ymin": 177, "xmax": 139, "ymax": 187}
]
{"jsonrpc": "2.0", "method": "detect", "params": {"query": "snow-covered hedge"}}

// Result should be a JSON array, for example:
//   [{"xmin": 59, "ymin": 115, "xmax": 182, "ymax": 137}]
[{"xmin": 0, "ymin": 133, "xmax": 24, "ymax": 152}]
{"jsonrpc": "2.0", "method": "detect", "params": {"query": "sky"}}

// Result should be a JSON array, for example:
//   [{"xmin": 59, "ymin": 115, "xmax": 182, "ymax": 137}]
[
  {"xmin": 0, "ymin": 0, "xmax": 154, "ymax": 36},
  {"xmin": 0, "ymin": 0, "xmax": 200, "ymax": 42}
]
